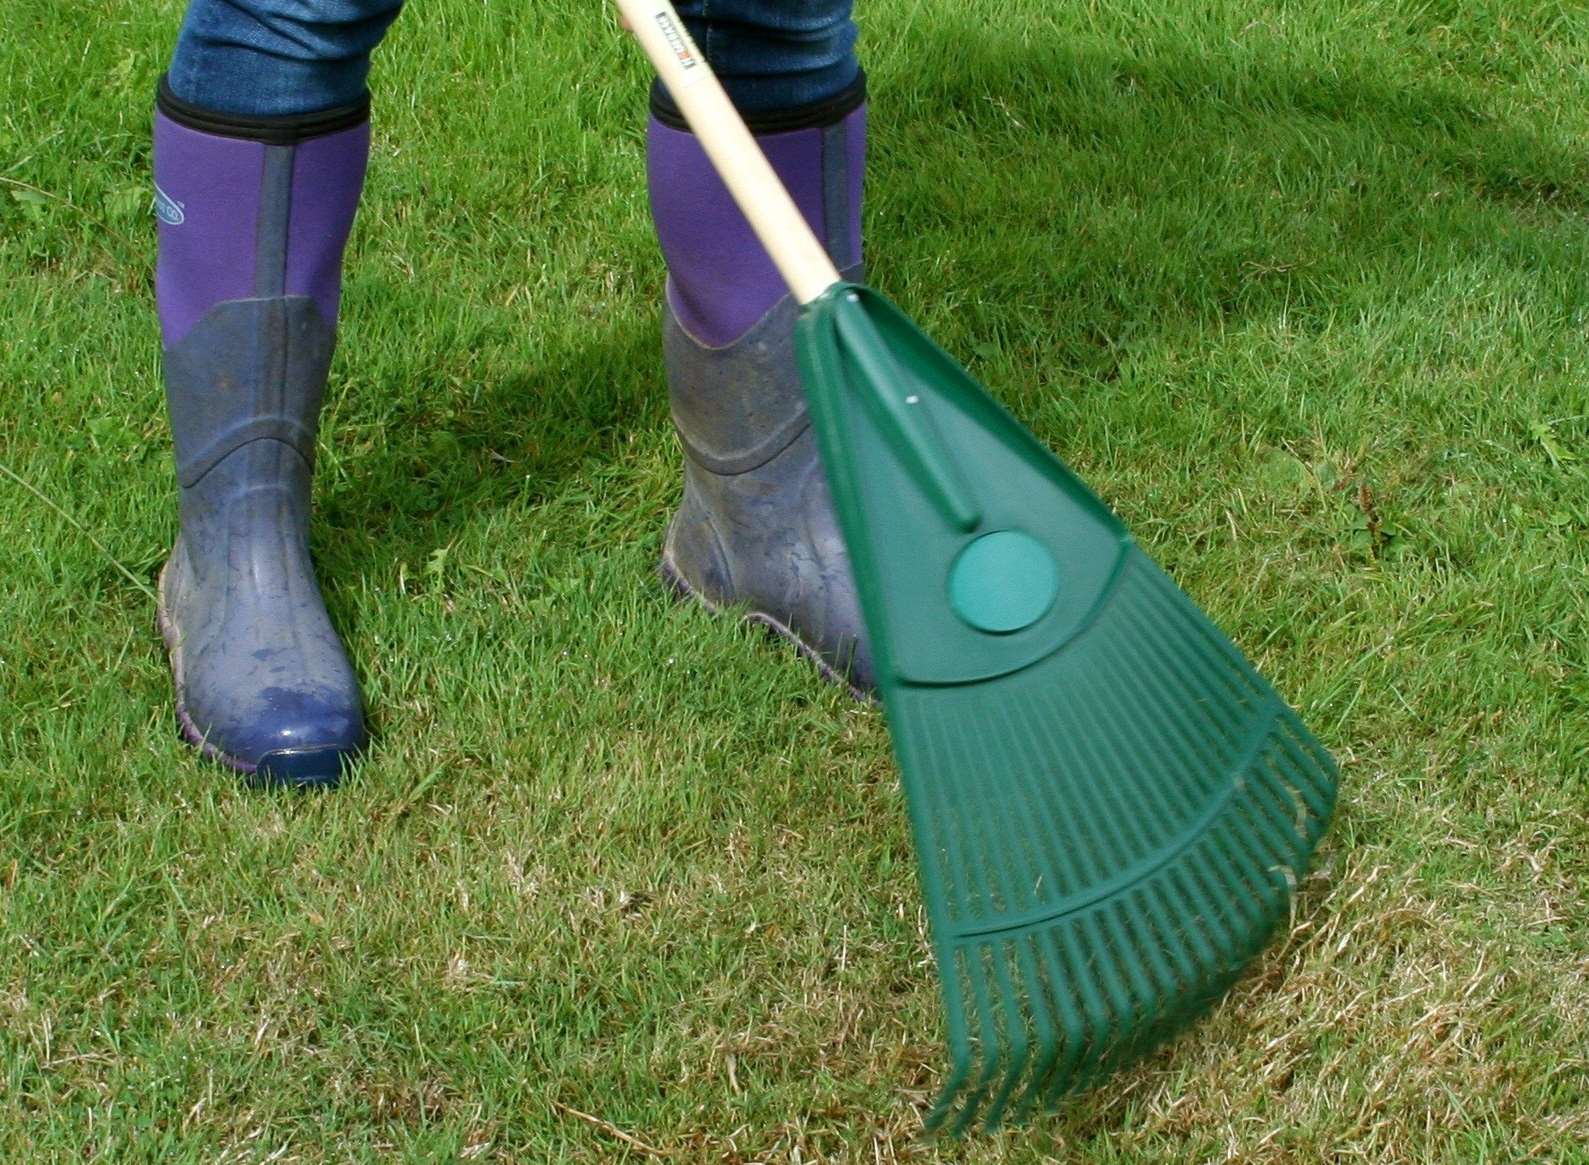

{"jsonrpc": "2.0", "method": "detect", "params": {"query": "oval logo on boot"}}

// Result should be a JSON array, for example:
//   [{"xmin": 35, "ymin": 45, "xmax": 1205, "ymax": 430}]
[{"xmin": 154, "ymin": 183, "xmax": 185, "ymax": 226}]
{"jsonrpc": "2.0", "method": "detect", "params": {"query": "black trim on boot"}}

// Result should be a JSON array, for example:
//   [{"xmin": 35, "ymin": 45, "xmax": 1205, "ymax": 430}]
[
  {"xmin": 650, "ymin": 69, "xmax": 866, "ymax": 134},
  {"xmin": 157, "ymin": 74, "xmax": 370, "ymax": 144}
]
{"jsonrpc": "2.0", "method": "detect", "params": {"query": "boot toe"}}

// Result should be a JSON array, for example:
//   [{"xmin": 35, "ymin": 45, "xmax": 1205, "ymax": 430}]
[
  {"xmin": 254, "ymin": 745, "xmax": 361, "ymax": 788},
  {"xmin": 179, "ymin": 684, "xmax": 365, "ymax": 788},
  {"xmin": 785, "ymin": 586, "xmax": 876, "ymax": 699},
  {"xmin": 239, "ymin": 687, "xmax": 365, "ymax": 787}
]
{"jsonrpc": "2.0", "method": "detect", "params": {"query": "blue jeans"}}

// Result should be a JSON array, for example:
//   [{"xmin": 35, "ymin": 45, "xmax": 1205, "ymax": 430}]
[{"xmin": 167, "ymin": 0, "xmax": 859, "ymax": 117}]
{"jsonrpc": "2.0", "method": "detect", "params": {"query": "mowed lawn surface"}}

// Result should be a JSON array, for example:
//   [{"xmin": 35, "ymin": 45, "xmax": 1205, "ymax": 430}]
[{"xmin": 3, "ymin": 0, "xmax": 1586, "ymax": 1160}]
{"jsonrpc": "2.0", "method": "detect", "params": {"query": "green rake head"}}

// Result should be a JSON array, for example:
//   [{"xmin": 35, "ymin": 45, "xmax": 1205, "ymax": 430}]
[{"xmin": 795, "ymin": 286, "xmax": 1339, "ymax": 1133}]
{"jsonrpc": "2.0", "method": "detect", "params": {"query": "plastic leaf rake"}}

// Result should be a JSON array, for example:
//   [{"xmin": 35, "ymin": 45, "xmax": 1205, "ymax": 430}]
[
  {"xmin": 798, "ymin": 287, "xmax": 1338, "ymax": 1131},
  {"xmin": 618, "ymin": 0, "xmax": 1339, "ymax": 1133}
]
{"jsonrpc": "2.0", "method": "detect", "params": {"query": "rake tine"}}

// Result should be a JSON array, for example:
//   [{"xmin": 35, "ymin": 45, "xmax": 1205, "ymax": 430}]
[
  {"xmin": 978, "ymin": 936, "xmax": 1031, "ymax": 1128},
  {"xmin": 926, "ymin": 984, "xmax": 973, "ymax": 1133},
  {"xmin": 951, "ymin": 943, "xmax": 1004, "ymax": 1133},
  {"xmin": 1008, "ymin": 930, "xmax": 1064, "ymax": 1123}
]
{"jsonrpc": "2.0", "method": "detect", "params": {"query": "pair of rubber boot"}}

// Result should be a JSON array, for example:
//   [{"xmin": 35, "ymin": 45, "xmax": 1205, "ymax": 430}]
[{"xmin": 153, "ymin": 79, "xmax": 872, "ymax": 787}]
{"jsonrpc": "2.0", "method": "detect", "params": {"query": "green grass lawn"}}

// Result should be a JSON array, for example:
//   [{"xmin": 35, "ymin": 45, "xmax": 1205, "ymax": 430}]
[{"xmin": 3, "ymin": 0, "xmax": 1587, "ymax": 1160}]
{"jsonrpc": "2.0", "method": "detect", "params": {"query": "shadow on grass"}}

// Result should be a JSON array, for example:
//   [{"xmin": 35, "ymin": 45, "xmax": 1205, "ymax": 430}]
[
  {"xmin": 868, "ymin": 27, "xmax": 1587, "ymax": 389},
  {"xmin": 312, "ymin": 304, "xmax": 667, "ymax": 586}
]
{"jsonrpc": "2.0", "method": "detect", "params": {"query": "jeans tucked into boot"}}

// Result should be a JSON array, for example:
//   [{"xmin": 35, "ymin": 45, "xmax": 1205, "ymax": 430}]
[
  {"xmin": 647, "ymin": 79, "xmax": 876, "ymax": 694},
  {"xmin": 153, "ymin": 81, "xmax": 368, "ymax": 785}
]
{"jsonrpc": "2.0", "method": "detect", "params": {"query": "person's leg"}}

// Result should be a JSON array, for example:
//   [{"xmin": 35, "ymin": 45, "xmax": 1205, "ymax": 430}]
[
  {"xmin": 167, "ymin": 0, "xmax": 401, "ymax": 116},
  {"xmin": 647, "ymin": 0, "xmax": 874, "ymax": 693},
  {"xmin": 154, "ymin": 0, "xmax": 402, "ymax": 786}
]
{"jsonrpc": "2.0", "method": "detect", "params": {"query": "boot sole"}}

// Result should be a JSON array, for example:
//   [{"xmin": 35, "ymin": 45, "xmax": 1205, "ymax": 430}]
[
  {"xmin": 657, "ymin": 549, "xmax": 875, "ymax": 705},
  {"xmin": 156, "ymin": 563, "xmax": 355, "ymax": 789}
]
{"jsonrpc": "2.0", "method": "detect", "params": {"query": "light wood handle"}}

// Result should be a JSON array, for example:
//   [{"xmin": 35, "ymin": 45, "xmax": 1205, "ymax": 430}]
[{"xmin": 615, "ymin": 0, "xmax": 842, "ymax": 305}]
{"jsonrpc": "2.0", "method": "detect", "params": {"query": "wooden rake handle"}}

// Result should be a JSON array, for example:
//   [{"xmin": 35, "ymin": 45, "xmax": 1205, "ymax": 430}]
[{"xmin": 614, "ymin": 0, "xmax": 843, "ymax": 305}]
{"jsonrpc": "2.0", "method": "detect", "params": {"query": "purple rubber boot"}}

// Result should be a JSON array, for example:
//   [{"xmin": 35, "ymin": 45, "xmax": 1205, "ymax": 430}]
[
  {"xmin": 648, "ymin": 86, "xmax": 874, "ymax": 695},
  {"xmin": 153, "ymin": 81, "xmax": 369, "ymax": 786}
]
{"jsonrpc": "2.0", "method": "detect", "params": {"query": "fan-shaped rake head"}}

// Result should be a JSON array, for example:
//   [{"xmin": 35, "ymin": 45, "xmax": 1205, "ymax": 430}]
[
  {"xmin": 893, "ymin": 551, "xmax": 1337, "ymax": 1133},
  {"xmin": 793, "ymin": 284, "xmax": 1338, "ymax": 1133}
]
